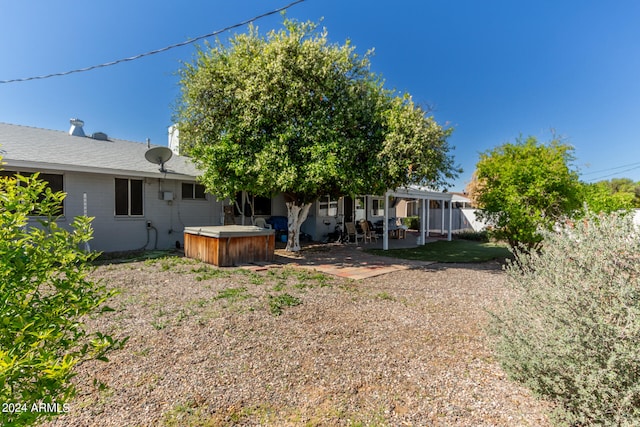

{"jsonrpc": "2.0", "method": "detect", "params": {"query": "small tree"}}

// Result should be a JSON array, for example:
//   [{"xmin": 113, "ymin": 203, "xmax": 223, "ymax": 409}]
[
  {"xmin": 0, "ymin": 170, "xmax": 125, "ymax": 426},
  {"xmin": 175, "ymin": 18, "xmax": 459, "ymax": 251},
  {"xmin": 489, "ymin": 211, "xmax": 640, "ymax": 426},
  {"xmin": 467, "ymin": 136, "xmax": 582, "ymax": 253}
]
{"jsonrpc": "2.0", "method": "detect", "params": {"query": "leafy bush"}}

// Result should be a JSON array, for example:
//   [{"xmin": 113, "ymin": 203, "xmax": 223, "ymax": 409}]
[
  {"xmin": 0, "ymin": 172, "xmax": 126, "ymax": 426},
  {"xmin": 401, "ymin": 216, "xmax": 420, "ymax": 230},
  {"xmin": 453, "ymin": 230, "xmax": 489, "ymax": 242},
  {"xmin": 489, "ymin": 211, "xmax": 640, "ymax": 426}
]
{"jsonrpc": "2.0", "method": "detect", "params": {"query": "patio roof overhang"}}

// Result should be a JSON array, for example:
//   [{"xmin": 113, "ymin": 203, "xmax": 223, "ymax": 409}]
[
  {"xmin": 382, "ymin": 186, "xmax": 454, "ymax": 250},
  {"xmin": 386, "ymin": 185, "xmax": 453, "ymax": 201}
]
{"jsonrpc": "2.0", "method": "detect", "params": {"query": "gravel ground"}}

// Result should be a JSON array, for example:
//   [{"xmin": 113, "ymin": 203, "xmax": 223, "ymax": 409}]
[{"xmin": 40, "ymin": 254, "xmax": 551, "ymax": 427}]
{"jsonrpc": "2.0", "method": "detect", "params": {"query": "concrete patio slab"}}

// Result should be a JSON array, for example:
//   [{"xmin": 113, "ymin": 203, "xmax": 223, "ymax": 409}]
[{"xmin": 248, "ymin": 243, "xmax": 438, "ymax": 280}]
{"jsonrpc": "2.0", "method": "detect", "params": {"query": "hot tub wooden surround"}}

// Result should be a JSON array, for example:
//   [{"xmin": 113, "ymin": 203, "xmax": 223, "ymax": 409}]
[{"xmin": 184, "ymin": 225, "xmax": 275, "ymax": 267}]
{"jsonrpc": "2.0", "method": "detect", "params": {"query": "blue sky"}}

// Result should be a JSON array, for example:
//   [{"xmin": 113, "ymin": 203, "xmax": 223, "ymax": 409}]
[{"xmin": 2, "ymin": 0, "xmax": 640, "ymax": 191}]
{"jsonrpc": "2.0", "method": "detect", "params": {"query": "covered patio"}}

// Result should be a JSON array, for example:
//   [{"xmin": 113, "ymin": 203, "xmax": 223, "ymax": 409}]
[{"xmin": 382, "ymin": 186, "xmax": 454, "ymax": 250}]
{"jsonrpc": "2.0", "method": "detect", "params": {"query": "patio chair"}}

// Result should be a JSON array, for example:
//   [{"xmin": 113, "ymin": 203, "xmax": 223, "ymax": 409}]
[
  {"xmin": 359, "ymin": 220, "xmax": 378, "ymax": 244},
  {"xmin": 253, "ymin": 217, "xmax": 272, "ymax": 229},
  {"xmin": 345, "ymin": 222, "xmax": 363, "ymax": 244}
]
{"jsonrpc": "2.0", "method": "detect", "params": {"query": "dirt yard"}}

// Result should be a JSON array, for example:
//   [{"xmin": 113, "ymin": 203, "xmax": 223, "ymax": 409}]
[{"xmin": 41, "ymin": 254, "xmax": 551, "ymax": 426}]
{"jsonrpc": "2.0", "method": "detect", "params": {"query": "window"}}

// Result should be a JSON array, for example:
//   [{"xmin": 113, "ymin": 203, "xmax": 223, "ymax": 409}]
[
  {"xmin": 319, "ymin": 195, "xmax": 338, "ymax": 217},
  {"xmin": 407, "ymin": 200, "xmax": 418, "ymax": 217},
  {"xmin": 233, "ymin": 192, "xmax": 272, "ymax": 216},
  {"xmin": 253, "ymin": 195, "xmax": 271, "ymax": 216},
  {"xmin": 2, "ymin": 170, "xmax": 64, "ymax": 215},
  {"xmin": 115, "ymin": 178, "xmax": 143, "ymax": 216},
  {"xmin": 371, "ymin": 198, "xmax": 385, "ymax": 216},
  {"xmin": 182, "ymin": 182, "xmax": 206, "ymax": 200},
  {"xmin": 354, "ymin": 196, "xmax": 366, "ymax": 222}
]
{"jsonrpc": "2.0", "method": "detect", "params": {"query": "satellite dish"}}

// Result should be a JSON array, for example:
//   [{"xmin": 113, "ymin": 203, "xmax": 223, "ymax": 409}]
[{"xmin": 144, "ymin": 146, "xmax": 173, "ymax": 172}]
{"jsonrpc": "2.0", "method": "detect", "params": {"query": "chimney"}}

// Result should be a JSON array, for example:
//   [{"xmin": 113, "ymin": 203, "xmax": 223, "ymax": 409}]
[
  {"xmin": 69, "ymin": 118, "xmax": 85, "ymax": 137},
  {"xmin": 168, "ymin": 124, "xmax": 180, "ymax": 155}
]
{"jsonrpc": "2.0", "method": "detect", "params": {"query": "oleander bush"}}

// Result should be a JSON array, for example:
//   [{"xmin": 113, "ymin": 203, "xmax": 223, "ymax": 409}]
[
  {"xmin": 490, "ymin": 211, "xmax": 640, "ymax": 426},
  {"xmin": 0, "ymin": 171, "xmax": 126, "ymax": 426}
]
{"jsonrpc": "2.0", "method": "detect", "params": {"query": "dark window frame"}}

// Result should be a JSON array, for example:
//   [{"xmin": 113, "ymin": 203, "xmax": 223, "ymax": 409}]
[
  {"xmin": 1, "ymin": 170, "xmax": 65, "ymax": 216},
  {"xmin": 181, "ymin": 182, "xmax": 207, "ymax": 200},
  {"xmin": 234, "ymin": 192, "xmax": 272, "ymax": 216},
  {"xmin": 115, "ymin": 178, "xmax": 144, "ymax": 216}
]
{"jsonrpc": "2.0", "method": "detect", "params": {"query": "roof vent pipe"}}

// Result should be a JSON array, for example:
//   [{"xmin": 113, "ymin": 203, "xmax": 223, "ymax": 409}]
[{"xmin": 69, "ymin": 118, "xmax": 85, "ymax": 137}]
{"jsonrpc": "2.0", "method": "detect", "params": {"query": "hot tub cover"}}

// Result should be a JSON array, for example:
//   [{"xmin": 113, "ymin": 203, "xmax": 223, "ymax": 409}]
[{"xmin": 183, "ymin": 225, "xmax": 274, "ymax": 238}]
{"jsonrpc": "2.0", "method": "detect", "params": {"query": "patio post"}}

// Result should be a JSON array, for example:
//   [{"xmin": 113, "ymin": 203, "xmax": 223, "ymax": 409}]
[
  {"xmin": 383, "ymin": 191, "xmax": 390, "ymax": 250},
  {"xmin": 448, "ymin": 198, "xmax": 453, "ymax": 241},
  {"xmin": 441, "ymin": 200, "xmax": 445, "ymax": 235},
  {"xmin": 419, "ymin": 198, "xmax": 426, "ymax": 245},
  {"xmin": 426, "ymin": 199, "xmax": 430, "ymax": 238}
]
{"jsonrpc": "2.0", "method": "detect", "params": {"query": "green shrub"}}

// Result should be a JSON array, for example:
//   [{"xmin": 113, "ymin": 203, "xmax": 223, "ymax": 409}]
[
  {"xmin": 401, "ymin": 216, "xmax": 420, "ymax": 230},
  {"xmin": 453, "ymin": 230, "xmax": 489, "ymax": 242},
  {"xmin": 0, "ymin": 172, "xmax": 126, "ymax": 426},
  {"xmin": 489, "ymin": 211, "xmax": 640, "ymax": 426}
]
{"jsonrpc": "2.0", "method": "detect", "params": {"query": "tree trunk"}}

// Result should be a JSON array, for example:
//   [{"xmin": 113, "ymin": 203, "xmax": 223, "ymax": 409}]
[{"xmin": 285, "ymin": 200, "xmax": 312, "ymax": 252}]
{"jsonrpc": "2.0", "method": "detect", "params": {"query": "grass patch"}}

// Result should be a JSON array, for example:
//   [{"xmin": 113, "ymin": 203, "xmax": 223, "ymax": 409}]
[
  {"xmin": 367, "ymin": 239, "xmax": 511, "ymax": 263},
  {"xmin": 375, "ymin": 292, "xmax": 396, "ymax": 301},
  {"xmin": 214, "ymin": 287, "xmax": 250, "ymax": 302},
  {"xmin": 268, "ymin": 293, "xmax": 302, "ymax": 316},
  {"xmin": 191, "ymin": 265, "xmax": 232, "ymax": 280},
  {"xmin": 96, "ymin": 249, "xmax": 182, "ymax": 264}
]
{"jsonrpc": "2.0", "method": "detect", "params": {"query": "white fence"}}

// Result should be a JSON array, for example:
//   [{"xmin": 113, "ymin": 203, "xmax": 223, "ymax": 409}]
[
  {"xmin": 423, "ymin": 208, "xmax": 487, "ymax": 233},
  {"xmin": 434, "ymin": 208, "xmax": 640, "ymax": 233}
]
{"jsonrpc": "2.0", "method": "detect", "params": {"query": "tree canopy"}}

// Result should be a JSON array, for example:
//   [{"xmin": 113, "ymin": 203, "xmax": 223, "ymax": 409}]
[{"xmin": 174, "ymin": 18, "xmax": 459, "ymax": 250}]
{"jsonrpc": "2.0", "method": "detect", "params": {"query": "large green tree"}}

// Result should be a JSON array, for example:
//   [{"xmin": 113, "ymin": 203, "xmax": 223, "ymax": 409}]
[
  {"xmin": 467, "ymin": 136, "xmax": 583, "ymax": 253},
  {"xmin": 175, "ymin": 19, "xmax": 458, "ymax": 251}
]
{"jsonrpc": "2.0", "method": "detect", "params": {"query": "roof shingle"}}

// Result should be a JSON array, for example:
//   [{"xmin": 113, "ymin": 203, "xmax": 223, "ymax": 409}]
[{"xmin": 0, "ymin": 122, "xmax": 199, "ymax": 179}]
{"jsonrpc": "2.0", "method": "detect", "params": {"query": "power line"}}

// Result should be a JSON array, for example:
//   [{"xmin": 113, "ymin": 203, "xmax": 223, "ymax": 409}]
[
  {"xmin": 581, "ymin": 160, "xmax": 640, "ymax": 176},
  {"xmin": 0, "ymin": 0, "xmax": 305, "ymax": 84},
  {"xmin": 584, "ymin": 164, "xmax": 640, "ymax": 182}
]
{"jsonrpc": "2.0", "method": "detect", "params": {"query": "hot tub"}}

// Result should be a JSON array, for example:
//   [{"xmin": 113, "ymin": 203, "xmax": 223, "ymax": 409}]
[{"xmin": 183, "ymin": 225, "xmax": 275, "ymax": 267}]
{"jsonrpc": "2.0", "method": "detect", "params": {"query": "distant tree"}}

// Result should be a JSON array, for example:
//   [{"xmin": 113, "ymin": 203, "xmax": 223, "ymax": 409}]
[
  {"xmin": 174, "ymin": 18, "xmax": 459, "ymax": 251},
  {"xmin": 0, "ymin": 168, "xmax": 126, "ymax": 426},
  {"xmin": 467, "ymin": 136, "xmax": 582, "ymax": 254},
  {"xmin": 580, "ymin": 181, "xmax": 634, "ymax": 213},
  {"xmin": 591, "ymin": 177, "xmax": 640, "ymax": 208}
]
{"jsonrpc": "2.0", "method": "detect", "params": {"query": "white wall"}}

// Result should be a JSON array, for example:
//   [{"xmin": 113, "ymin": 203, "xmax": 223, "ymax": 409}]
[
  {"xmin": 57, "ymin": 171, "xmax": 222, "ymax": 253},
  {"xmin": 459, "ymin": 208, "xmax": 487, "ymax": 232}
]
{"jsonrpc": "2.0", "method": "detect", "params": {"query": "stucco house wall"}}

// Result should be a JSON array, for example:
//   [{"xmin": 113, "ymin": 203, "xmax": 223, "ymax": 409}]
[
  {"xmin": 0, "ymin": 121, "xmax": 222, "ymax": 253},
  {"xmin": 67, "ymin": 172, "xmax": 220, "ymax": 252}
]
